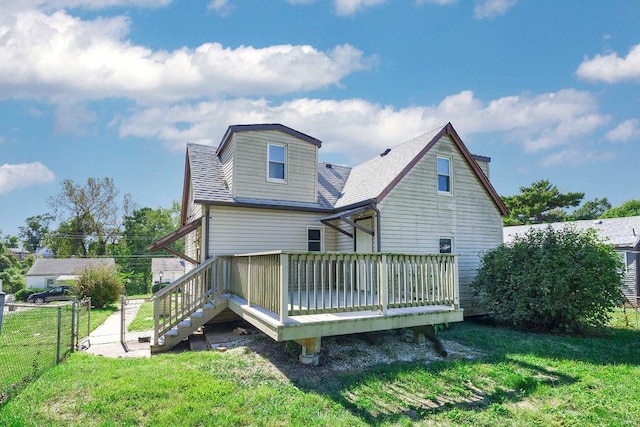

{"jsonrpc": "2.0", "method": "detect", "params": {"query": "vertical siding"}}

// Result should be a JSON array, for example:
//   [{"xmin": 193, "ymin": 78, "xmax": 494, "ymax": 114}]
[
  {"xmin": 231, "ymin": 130, "xmax": 318, "ymax": 203},
  {"xmin": 208, "ymin": 206, "xmax": 336, "ymax": 255},
  {"xmin": 378, "ymin": 135, "xmax": 504, "ymax": 314}
]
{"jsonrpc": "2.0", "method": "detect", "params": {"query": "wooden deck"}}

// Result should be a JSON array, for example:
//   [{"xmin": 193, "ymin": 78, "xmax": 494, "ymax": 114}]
[{"xmin": 152, "ymin": 251, "xmax": 463, "ymax": 357}]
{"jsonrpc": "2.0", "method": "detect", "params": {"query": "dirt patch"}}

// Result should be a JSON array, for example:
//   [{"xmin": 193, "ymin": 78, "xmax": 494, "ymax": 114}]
[{"xmin": 200, "ymin": 322, "xmax": 484, "ymax": 381}]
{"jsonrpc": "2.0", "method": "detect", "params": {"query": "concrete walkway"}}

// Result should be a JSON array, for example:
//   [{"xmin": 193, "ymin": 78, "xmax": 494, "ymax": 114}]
[{"xmin": 82, "ymin": 299, "xmax": 151, "ymax": 358}]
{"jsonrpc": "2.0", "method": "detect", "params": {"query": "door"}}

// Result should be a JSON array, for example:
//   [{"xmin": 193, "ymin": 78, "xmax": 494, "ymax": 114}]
[{"xmin": 354, "ymin": 217, "xmax": 374, "ymax": 253}]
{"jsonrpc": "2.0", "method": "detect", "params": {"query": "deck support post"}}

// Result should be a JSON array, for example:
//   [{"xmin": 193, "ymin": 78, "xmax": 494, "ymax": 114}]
[
  {"xmin": 410, "ymin": 325, "xmax": 448, "ymax": 357},
  {"xmin": 295, "ymin": 337, "xmax": 321, "ymax": 365},
  {"xmin": 279, "ymin": 253, "xmax": 289, "ymax": 324},
  {"xmin": 380, "ymin": 255, "xmax": 388, "ymax": 316}
]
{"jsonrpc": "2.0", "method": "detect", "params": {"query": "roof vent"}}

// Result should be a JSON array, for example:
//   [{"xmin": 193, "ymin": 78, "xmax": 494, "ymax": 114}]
[
  {"xmin": 380, "ymin": 148, "xmax": 391, "ymax": 157},
  {"xmin": 325, "ymin": 163, "xmax": 332, "ymax": 169}
]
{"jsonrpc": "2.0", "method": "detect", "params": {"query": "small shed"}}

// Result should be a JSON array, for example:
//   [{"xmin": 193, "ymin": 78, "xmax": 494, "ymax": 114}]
[{"xmin": 26, "ymin": 258, "xmax": 116, "ymax": 288}]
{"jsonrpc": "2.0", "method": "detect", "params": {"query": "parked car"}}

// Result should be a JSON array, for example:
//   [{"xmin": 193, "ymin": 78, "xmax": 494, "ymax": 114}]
[{"xmin": 27, "ymin": 285, "xmax": 73, "ymax": 304}]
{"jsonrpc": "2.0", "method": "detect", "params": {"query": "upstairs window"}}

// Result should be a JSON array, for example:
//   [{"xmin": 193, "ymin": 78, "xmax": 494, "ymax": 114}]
[
  {"xmin": 307, "ymin": 227, "xmax": 324, "ymax": 251},
  {"xmin": 268, "ymin": 143, "xmax": 286, "ymax": 182},
  {"xmin": 437, "ymin": 156, "xmax": 451, "ymax": 193}
]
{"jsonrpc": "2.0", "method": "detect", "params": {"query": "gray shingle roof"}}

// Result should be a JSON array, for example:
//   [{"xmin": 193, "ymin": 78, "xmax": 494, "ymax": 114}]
[
  {"xmin": 151, "ymin": 258, "xmax": 185, "ymax": 272},
  {"xmin": 335, "ymin": 127, "xmax": 442, "ymax": 208},
  {"xmin": 503, "ymin": 216, "xmax": 640, "ymax": 248},
  {"xmin": 185, "ymin": 122, "xmax": 505, "ymax": 215},
  {"xmin": 27, "ymin": 258, "xmax": 116, "ymax": 276}
]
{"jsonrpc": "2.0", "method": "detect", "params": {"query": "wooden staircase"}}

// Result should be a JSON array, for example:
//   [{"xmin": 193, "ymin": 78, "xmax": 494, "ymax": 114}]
[{"xmin": 150, "ymin": 256, "xmax": 229, "ymax": 354}]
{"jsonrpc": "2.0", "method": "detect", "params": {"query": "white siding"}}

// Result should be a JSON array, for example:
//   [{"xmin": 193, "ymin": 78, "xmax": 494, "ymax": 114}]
[
  {"xmin": 219, "ymin": 137, "xmax": 235, "ymax": 196},
  {"xmin": 230, "ymin": 130, "xmax": 318, "ymax": 203},
  {"xmin": 378, "ymin": 135, "xmax": 503, "ymax": 314},
  {"xmin": 208, "ymin": 206, "xmax": 337, "ymax": 255}
]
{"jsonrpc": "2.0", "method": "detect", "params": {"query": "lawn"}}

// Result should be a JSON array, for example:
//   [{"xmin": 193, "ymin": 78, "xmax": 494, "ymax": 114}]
[{"xmin": 1, "ymin": 308, "xmax": 639, "ymax": 426}]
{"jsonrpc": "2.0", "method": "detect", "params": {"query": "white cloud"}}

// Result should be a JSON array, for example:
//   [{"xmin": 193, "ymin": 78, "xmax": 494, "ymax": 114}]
[
  {"xmin": 473, "ymin": 0, "xmax": 517, "ymax": 19},
  {"xmin": 606, "ymin": 119, "xmax": 640, "ymax": 142},
  {"xmin": 539, "ymin": 148, "xmax": 616, "ymax": 168},
  {"xmin": 207, "ymin": 0, "xmax": 234, "ymax": 16},
  {"xmin": 0, "ymin": 162, "xmax": 56, "ymax": 195},
  {"xmin": 334, "ymin": 0, "xmax": 387, "ymax": 15},
  {"xmin": 0, "ymin": 10, "xmax": 374, "ymax": 105},
  {"xmin": 119, "ymin": 89, "xmax": 609, "ymax": 164},
  {"xmin": 576, "ymin": 44, "xmax": 640, "ymax": 83}
]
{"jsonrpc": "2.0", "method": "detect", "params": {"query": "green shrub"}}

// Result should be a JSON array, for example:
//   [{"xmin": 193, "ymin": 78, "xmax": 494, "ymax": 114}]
[
  {"xmin": 472, "ymin": 226, "xmax": 625, "ymax": 333},
  {"xmin": 14, "ymin": 288, "xmax": 46, "ymax": 302},
  {"xmin": 76, "ymin": 265, "xmax": 123, "ymax": 308},
  {"xmin": 151, "ymin": 283, "xmax": 170, "ymax": 294}
]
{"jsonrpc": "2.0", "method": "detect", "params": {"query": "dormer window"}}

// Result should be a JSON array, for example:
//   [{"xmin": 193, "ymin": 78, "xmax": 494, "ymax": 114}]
[{"xmin": 268, "ymin": 143, "xmax": 287, "ymax": 182}]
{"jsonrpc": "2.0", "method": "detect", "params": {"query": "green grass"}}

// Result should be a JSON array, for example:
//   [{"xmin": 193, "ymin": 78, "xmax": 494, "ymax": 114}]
[
  {"xmin": 1, "ymin": 308, "xmax": 639, "ymax": 426},
  {"xmin": 127, "ymin": 301, "xmax": 154, "ymax": 332}
]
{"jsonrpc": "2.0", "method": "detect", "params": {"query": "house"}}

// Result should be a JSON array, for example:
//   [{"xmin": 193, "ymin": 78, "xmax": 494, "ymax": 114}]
[
  {"xmin": 148, "ymin": 123, "xmax": 507, "ymax": 362},
  {"xmin": 26, "ymin": 258, "xmax": 116, "ymax": 288},
  {"xmin": 504, "ymin": 216, "xmax": 640, "ymax": 304},
  {"xmin": 151, "ymin": 258, "xmax": 186, "ymax": 284}
]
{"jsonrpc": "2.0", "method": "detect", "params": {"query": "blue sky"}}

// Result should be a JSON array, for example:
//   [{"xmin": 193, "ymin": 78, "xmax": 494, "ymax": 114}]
[{"xmin": 1, "ymin": 0, "xmax": 639, "ymax": 237}]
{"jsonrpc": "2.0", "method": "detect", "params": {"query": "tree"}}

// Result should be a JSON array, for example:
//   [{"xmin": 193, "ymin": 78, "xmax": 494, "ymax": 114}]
[
  {"xmin": 19, "ymin": 214, "xmax": 55, "ymax": 252},
  {"xmin": 0, "ymin": 240, "xmax": 26, "ymax": 293},
  {"xmin": 75, "ymin": 264, "xmax": 123, "ymax": 308},
  {"xmin": 114, "ymin": 204, "xmax": 182, "ymax": 294},
  {"xmin": 600, "ymin": 199, "xmax": 640, "ymax": 219},
  {"xmin": 47, "ymin": 177, "xmax": 134, "ymax": 256},
  {"xmin": 570, "ymin": 197, "xmax": 612, "ymax": 220},
  {"xmin": 502, "ymin": 179, "xmax": 584, "ymax": 225},
  {"xmin": 472, "ymin": 226, "xmax": 625, "ymax": 333}
]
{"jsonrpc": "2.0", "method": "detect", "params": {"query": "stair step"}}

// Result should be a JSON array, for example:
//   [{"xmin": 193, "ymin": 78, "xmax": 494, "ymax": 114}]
[
  {"xmin": 165, "ymin": 328, "xmax": 179, "ymax": 337},
  {"xmin": 177, "ymin": 319, "xmax": 192, "ymax": 328},
  {"xmin": 203, "ymin": 302, "xmax": 216, "ymax": 310},
  {"xmin": 191, "ymin": 310, "xmax": 204, "ymax": 319}
]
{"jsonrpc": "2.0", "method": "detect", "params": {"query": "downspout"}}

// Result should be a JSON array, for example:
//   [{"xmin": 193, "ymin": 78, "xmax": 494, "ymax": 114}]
[
  {"xmin": 204, "ymin": 205, "xmax": 211, "ymax": 261},
  {"xmin": 372, "ymin": 201, "xmax": 382, "ymax": 252}
]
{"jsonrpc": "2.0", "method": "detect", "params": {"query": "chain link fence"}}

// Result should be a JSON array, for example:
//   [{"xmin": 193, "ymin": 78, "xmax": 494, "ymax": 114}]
[
  {"xmin": 0, "ymin": 296, "xmax": 91, "ymax": 403},
  {"xmin": 120, "ymin": 296, "xmax": 154, "ymax": 352}
]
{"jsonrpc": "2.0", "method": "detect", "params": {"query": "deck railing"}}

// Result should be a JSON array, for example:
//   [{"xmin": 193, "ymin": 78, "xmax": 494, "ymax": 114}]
[
  {"xmin": 153, "ymin": 251, "xmax": 459, "ymax": 344},
  {"xmin": 226, "ymin": 251, "xmax": 459, "ymax": 320}
]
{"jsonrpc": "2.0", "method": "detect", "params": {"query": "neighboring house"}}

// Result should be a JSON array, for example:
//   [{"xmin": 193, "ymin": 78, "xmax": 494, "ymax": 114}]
[
  {"xmin": 149, "ymin": 123, "xmax": 507, "ymax": 360},
  {"xmin": 151, "ymin": 258, "xmax": 186, "ymax": 284},
  {"xmin": 7, "ymin": 247, "xmax": 30, "ymax": 261},
  {"xmin": 26, "ymin": 258, "xmax": 116, "ymax": 288},
  {"xmin": 504, "ymin": 216, "xmax": 640, "ymax": 304}
]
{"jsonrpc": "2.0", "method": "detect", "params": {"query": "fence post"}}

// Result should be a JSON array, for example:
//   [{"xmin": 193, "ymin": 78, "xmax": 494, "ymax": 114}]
[
  {"xmin": 56, "ymin": 306, "xmax": 62, "ymax": 363},
  {"xmin": 71, "ymin": 298, "xmax": 77, "ymax": 351},
  {"xmin": 120, "ymin": 295, "xmax": 126, "ymax": 350},
  {"xmin": 0, "ymin": 292, "xmax": 5, "ymax": 334},
  {"xmin": 153, "ymin": 295, "xmax": 160, "ymax": 346}
]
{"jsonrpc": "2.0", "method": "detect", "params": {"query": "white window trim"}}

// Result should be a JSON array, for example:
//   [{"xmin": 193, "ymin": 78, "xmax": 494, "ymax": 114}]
[
  {"xmin": 439, "ymin": 237, "xmax": 454, "ymax": 254},
  {"xmin": 267, "ymin": 143, "xmax": 287, "ymax": 183},
  {"xmin": 307, "ymin": 226, "xmax": 325, "ymax": 252},
  {"xmin": 437, "ymin": 155, "xmax": 452, "ymax": 194}
]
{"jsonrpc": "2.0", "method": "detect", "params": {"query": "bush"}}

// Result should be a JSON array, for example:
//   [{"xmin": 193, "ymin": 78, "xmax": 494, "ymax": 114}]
[
  {"xmin": 472, "ymin": 226, "xmax": 625, "ymax": 333},
  {"xmin": 76, "ymin": 265, "xmax": 123, "ymax": 308},
  {"xmin": 14, "ymin": 288, "xmax": 46, "ymax": 302}
]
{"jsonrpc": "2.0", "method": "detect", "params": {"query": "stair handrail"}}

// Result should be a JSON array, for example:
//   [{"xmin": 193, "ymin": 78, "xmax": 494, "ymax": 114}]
[{"xmin": 152, "ymin": 256, "xmax": 221, "ymax": 346}]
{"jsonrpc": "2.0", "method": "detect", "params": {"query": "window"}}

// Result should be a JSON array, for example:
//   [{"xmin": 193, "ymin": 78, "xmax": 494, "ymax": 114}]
[
  {"xmin": 437, "ymin": 156, "xmax": 451, "ymax": 193},
  {"xmin": 46, "ymin": 278, "xmax": 55, "ymax": 286},
  {"xmin": 268, "ymin": 143, "xmax": 286, "ymax": 181},
  {"xmin": 439, "ymin": 238, "xmax": 453, "ymax": 254},
  {"xmin": 307, "ymin": 227, "xmax": 324, "ymax": 251}
]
